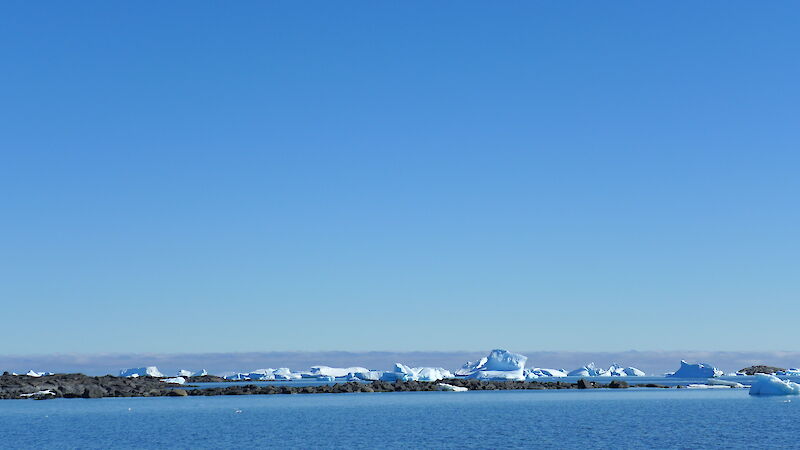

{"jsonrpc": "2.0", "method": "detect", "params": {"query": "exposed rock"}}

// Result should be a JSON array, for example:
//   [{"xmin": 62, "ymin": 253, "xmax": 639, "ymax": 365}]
[
  {"xmin": 739, "ymin": 365, "xmax": 785, "ymax": 375},
  {"xmin": 0, "ymin": 373, "xmax": 679, "ymax": 400}
]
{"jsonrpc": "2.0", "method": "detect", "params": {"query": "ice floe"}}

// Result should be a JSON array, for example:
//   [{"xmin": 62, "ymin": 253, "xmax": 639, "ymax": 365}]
[
  {"xmin": 120, "ymin": 367, "xmax": 164, "ymax": 378},
  {"xmin": 20, "ymin": 390, "xmax": 56, "ymax": 398},
  {"xmin": 666, "ymin": 360, "xmax": 723, "ymax": 378},
  {"xmin": 749, "ymin": 374, "xmax": 800, "ymax": 396},
  {"xmin": 437, "ymin": 383, "xmax": 468, "ymax": 392},
  {"xmin": 707, "ymin": 378, "xmax": 745, "ymax": 388}
]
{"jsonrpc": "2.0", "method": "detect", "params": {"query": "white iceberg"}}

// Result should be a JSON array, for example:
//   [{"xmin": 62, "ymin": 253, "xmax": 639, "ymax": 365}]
[
  {"xmin": 437, "ymin": 383, "xmax": 468, "ymax": 392},
  {"xmin": 25, "ymin": 370, "xmax": 53, "ymax": 377},
  {"xmin": 274, "ymin": 368, "xmax": 302, "ymax": 380},
  {"xmin": 608, "ymin": 364, "xmax": 646, "ymax": 377},
  {"xmin": 354, "ymin": 371, "xmax": 384, "ymax": 381},
  {"xmin": 456, "ymin": 349, "xmax": 527, "ymax": 381},
  {"xmin": 193, "ymin": 369, "xmax": 208, "ymax": 377},
  {"xmin": 161, "ymin": 376, "xmax": 186, "ymax": 385},
  {"xmin": 666, "ymin": 360, "xmax": 723, "ymax": 378},
  {"xmin": 380, "ymin": 364, "xmax": 453, "ymax": 382},
  {"xmin": 224, "ymin": 373, "xmax": 251, "ymax": 380},
  {"xmin": 525, "ymin": 368, "xmax": 568, "ymax": 378},
  {"xmin": 566, "ymin": 363, "xmax": 645, "ymax": 377},
  {"xmin": 567, "ymin": 363, "xmax": 609, "ymax": 377},
  {"xmin": 749, "ymin": 374, "xmax": 800, "ymax": 396},
  {"xmin": 177, "ymin": 370, "xmax": 194, "ymax": 377},
  {"xmin": 309, "ymin": 366, "xmax": 372, "ymax": 378},
  {"xmin": 120, "ymin": 367, "xmax": 164, "ymax": 378},
  {"xmin": 241, "ymin": 368, "xmax": 301, "ymax": 381}
]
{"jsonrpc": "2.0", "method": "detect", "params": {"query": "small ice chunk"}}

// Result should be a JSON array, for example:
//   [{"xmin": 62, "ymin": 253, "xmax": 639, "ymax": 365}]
[{"xmin": 707, "ymin": 378, "xmax": 745, "ymax": 388}]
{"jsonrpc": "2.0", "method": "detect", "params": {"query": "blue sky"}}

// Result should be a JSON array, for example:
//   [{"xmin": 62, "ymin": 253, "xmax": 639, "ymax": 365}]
[{"xmin": 1, "ymin": 1, "xmax": 798, "ymax": 355}]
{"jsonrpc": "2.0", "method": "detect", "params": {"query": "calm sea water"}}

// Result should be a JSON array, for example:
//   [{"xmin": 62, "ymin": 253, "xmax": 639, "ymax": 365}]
[{"xmin": 1, "ymin": 388, "xmax": 797, "ymax": 449}]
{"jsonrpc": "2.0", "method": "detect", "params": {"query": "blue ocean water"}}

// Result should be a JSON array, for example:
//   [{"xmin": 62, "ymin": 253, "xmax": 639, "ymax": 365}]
[{"xmin": 1, "ymin": 389, "xmax": 797, "ymax": 449}]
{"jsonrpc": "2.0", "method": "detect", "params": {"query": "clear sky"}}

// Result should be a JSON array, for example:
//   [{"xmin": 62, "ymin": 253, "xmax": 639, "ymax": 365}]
[{"xmin": 2, "ymin": 1, "xmax": 798, "ymax": 355}]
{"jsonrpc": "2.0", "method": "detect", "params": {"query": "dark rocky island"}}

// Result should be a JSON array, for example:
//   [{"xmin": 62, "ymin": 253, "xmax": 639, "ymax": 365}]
[
  {"xmin": 0, "ymin": 373, "xmax": 683, "ymax": 400},
  {"xmin": 738, "ymin": 365, "xmax": 785, "ymax": 375}
]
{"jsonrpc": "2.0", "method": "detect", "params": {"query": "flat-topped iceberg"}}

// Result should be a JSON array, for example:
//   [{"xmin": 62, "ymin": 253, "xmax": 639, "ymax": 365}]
[
  {"xmin": 120, "ymin": 367, "xmax": 164, "ymax": 378},
  {"xmin": 380, "ymin": 364, "xmax": 453, "ymax": 382},
  {"xmin": 177, "ymin": 370, "xmax": 193, "ymax": 377},
  {"xmin": 749, "ymin": 374, "xmax": 800, "ymax": 396},
  {"xmin": 457, "ymin": 349, "xmax": 527, "ymax": 381},
  {"xmin": 667, "ymin": 360, "xmax": 723, "ymax": 378}
]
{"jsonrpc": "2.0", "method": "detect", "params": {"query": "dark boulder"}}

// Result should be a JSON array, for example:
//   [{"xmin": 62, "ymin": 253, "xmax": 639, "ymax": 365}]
[
  {"xmin": 82, "ymin": 386, "xmax": 106, "ymax": 398},
  {"xmin": 608, "ymin": 380, "xmax": 629, "ymax": 389},
  {"xmin": 576, "ymin": 379, "xmax": 594, "ymax": 389}
]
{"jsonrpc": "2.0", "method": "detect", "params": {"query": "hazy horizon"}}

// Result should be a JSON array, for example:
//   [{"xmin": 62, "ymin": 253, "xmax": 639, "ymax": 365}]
[{"xmin": 4, "ymin": 350, "xmax": 800, "ymax": 377}]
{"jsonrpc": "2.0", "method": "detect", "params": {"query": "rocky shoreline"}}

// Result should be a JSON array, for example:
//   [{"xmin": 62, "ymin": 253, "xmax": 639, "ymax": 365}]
[{"xmin": 0, "ymin": 373, "xmax": 678, "ymax": 400}]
